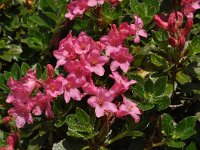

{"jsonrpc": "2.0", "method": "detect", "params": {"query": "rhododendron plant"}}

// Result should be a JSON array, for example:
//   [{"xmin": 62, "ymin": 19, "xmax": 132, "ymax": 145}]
[{"xmin": 0, "ymin": 0, "xmax": 199, "ymax": 149}]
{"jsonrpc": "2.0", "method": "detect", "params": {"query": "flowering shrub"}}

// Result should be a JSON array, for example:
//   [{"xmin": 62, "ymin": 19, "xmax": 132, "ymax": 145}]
[{"xmin": 0, "ymin": 0, "xmax": 200, "ymax": 149}]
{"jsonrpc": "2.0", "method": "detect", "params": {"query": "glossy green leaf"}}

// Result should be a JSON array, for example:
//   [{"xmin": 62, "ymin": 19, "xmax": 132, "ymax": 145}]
[
  {"xmin": 151, "ymin": 53, "xmax": 168, "ymax": 68},
  {"xmin": 155, "ymin": 96, "xmax": 171, "ymax": 111},
  {"xmin": 176, "ymin": 71, "xmax": 191, "ymax": 85},
  {"xmin": 166, "ymin": 140, "xmax": 185, "ymax": 148},
  {"xmin": 189, "ymin": 35, "xmax": 200, "ymax": 55},
  {"xmin": 153, "ymin": 76, "xmax": 167, "ymax": 96},
  {"xmin": 174, "ymin": 116, "xmax": 196, "ymax": 140},
  {"xmin": 11, "ymin": 63, "xmax": 21, "ymax": 80},
  {"xmin": 21, "ymin": 62, "xmax": 30, "ymax": 76},
  {"xmin": 65, "ymin": 108, "xmax": 96, "ymax": 139},
  {"xmin": 162, "ymin": 114, "xmax": 174, "ymax": 136},
  {"xmin": 186, "ymin": 142, "xmax": 196, "ymax": 150},
  {"xmin": 29, "ymin": 15, "xmax": 51, "ymax": 28}
]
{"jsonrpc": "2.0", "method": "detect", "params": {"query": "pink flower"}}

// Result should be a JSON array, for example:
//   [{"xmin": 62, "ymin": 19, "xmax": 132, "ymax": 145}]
[
  {"xmin": 74, "ymin": 32, "xmax": 96, "ymax": 55},
  {"xmin": 8, "ymin": 102, "xmax": 34, "ymax": 128},
  {"xmin": 82, "ymin": 78, "xmax": 98, "ymax": 95},
  {"xmin": 53, "ymin": 32, "xmax": 77, "ymax": 68},
  {"xmin": 6, "ymin": 77, "xmax": 29, "ymax": 104},
  {"xmin": 100, "ymin": 24, "xmax": 125, "ymax": 55},
  {"xmin": 87, "ymin": 87, "xmax": 117, "ymax": 117},
  {"xmin": 130, "ymin": 16, "xmax": 147, "ymax": 43},
  {"xmin": 64, "ymin": 60, "xmax": 91, "ymax": 79},
  {"xmin": 118, "ymin": 22, "xmax": 133, "ymax": 37},
  {"xmin": 117, "ymin": 95, "xmax": 141, "ymax": 123},
  {"xmin": 181, "ymin": 0, "xmax": 200, "ymax": 18},
  {"xmin": 109, "ymin": 72, "xmax": 137, "ymax": 96},
  {"xmin": 87, "ymin": 0, "xmax": 104, "ymax": 7},
  {"xmin": 80, "ymin": 50, "xmax": 109, "ymax": 76},
  {"xmin": 62, "ymin": 74, "xmax": 85, "ymax": 103},
  {"xmin": 32, "ymin": 92, "xmax": 54, "ymax": 118},
  {"xmin": 110, "ymin": 47, "xmax": 133, "ymax": 73},
  {"xmin": 65, "ymin": 0, "xmax": 88, "ymax": 20},
  {"xmin": 6, "ymin": 133, "xmax": 18, "ymax": 148},
  {"xmin": 45, "ymin": 76, "xmax": 63, "ymax": 98}
]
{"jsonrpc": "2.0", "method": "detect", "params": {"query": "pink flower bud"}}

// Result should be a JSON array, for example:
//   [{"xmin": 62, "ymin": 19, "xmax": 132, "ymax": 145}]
[
  {"xmin": 2, "ymin": 116, "xmax": 11, "ymax": 125},
  {"xmin": 168, "ymin": 36, "xmax": 179, "ymax": 48},
  {"xmin": 47, "ymin": 64, "xmax": 54, "ymax": 78},
  {"xmin": 179, "ymin": 35, "xmax": 186, "ymax": 50},
  {"xmin": 6, "ymin": 133, "xmax": 18, "ymax": 147},
  {"xmin": 181, "ymin": 18, "xmax": 193, "ymax": 36},
  {"xmin": 154, "ymin": 15, "xmax": 168, "ymax": 30}
]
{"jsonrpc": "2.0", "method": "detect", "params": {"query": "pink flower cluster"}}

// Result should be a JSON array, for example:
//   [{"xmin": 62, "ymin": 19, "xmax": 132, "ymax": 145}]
[
  {"xmin": 154, "ymin": 11, "xmax": 193, "ymax": 50},
  {"xmin": 181, "ymin": 0, "xmax": 200, "ymax": 18},
  {"xmin": 65, "ymin": 0, "xmax": 122, "ymax": 20},
  {"xmin": 6, "ymin": 18, "xmax": 147, "ymax": 128}
]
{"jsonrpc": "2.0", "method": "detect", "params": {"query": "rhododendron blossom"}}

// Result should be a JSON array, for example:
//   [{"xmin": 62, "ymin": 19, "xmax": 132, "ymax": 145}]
[
  {"xmin": 110, "ymin": 72, "xmax": 137, "ymax": 96},
  {"xmin": 110, "ymin": 47, "xmax": 133, "ymax": 73},
  {"xmin": 87, "ymin": 87, "xmax": 117, "ymax": 117},
  {"xmin": 131, "ymin": 16, "xmax": 148, "ymax": 43},
  {"xmin": 181, "ymin": 0, "xmax": 200, "ymax": 18},
  {"xmin": 117, "ymin": 95, "xmax": 141, "ymax": 123}
]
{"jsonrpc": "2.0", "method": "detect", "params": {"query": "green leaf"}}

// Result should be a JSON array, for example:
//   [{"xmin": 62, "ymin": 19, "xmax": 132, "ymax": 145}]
[
  {"xmin": 151, "ymin": 53, "xmax": 168, "ymax": 68},
  {"xmin": 186, "ymin": 142, "xmax": 196, "ymax": 150},
  {"xmin": 47, "ymin": 0, "xmax": 57, "ymax": 12},
  {"xmin": 174, "ymin": 116, "xmax": 196, "ymax": 140},
  {"xmin": 125, "ymin": 131, "xmax": 143, "ymax": 137},
  {"xmin": 0, "ymin": 83, "xmax": 10, "ymax": 92},
  {"xmin": 0, "ymin": 44, "xmax": 22, "ymax": 62},
  {"xmin": 4, "ymin": 71, "xmax": 12, "ymax": 81},
  {"xmin": 176, "ymin": 71, "xmax": 191, "ymax": 85},
  {"xmin": 21, "ymin": 62, "xmax": 30, "ymax": 76},
  {"xmin": 65, "ymin": 108, "xmax": 96, "ymax": 140},
  {"xmin": 163, "ymin": 83, "xmax": 173, "ymax": 97},
  {"xmin": 29, "ymin": 15, "xmax": 51, "ymax": 28},
  {"xmin": 11, "ymin": 63, "xmax": 21, "ymax": 80},
  {"xmin": 35, "ymin": 64, "xmax": 42, "ymax": 79},
  {"xmin": 166, "ymin": 140, "xmax": 185, "ymax": 148},
  {"xmin": 139, "ymin": 103, "xmax": 154, "ymax": 111},
  {"xmin": 188, "ymin": 35, "xmax": 200, "ymax": 55},
  {"xmin": 154, "ymin": 96, "xmax": 171, "ymax": 111},
  {"xmin": 144, "ymin": 78, "xmax": 154, "ymax": 94},
  {"xmin": 162, "ymin": 114, "xmax": 174, "ymax": 136},
  {"xmin": 153, "ymin": 76, "xmax": 167, "ymax": 96}
]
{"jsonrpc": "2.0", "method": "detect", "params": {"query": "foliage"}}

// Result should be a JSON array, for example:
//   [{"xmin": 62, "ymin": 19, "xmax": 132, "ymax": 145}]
[{"xmin": 0, "ymin": 0, "xmax": 200, "ymax": 149}]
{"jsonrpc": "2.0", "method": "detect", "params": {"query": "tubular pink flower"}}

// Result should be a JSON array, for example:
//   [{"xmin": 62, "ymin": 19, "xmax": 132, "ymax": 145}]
[
  {"xmin": 61, "ymin": 74, "xmax": 85, "ymax": 103},
  {"xmin": 74, "ymin": 32, "xmax": 96, "ymax": 55},
  {"xmin": 64, "ymin": 60, "xmax": 91, "ymax": 79},
  {"xmin": 45, "ymin": 76, "xmax": 64, "ymax": 98},
  {"xmin": 117, "ymin": 95, "xmax": 141, "ymax": 123},
  {"xmin": 32, "ymin": 92, "xmax": 54, "ymax": 118},
  {"xmin": 131, "ymin": 16, "xmax": 148, "ymax": 43},
  {"xmin": 87, "ymin": 87, "xmax": 117, "ymax": 117},
  {"xmin": 65, "ymin": 0, "xmax": 88, "ymax": 20},
  {"xmin": 88, "ymin": 0, "xmax": 104, "ymax": 7},
  {"xmin": 53, "ymin": 32, "xmax": 77, "ymax": 68},
  {"xmin": 8, "ymin": 102, "xmax": 34, "ymax": 128},
  {"xmin": 80, "ymin": 50, "xmax": 109, "ymax": 76},
  {"xmin": 110, "ymin": 47, "xmax": 133, "ymax": 73},
  {"xmin": 109, "ymin": 72, "xmax": 137, "ymax": 96}
]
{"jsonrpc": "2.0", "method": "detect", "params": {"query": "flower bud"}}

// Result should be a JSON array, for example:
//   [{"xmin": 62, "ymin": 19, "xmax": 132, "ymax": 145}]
[
  {"xmin": 181, "ymin": 18, "xmax": 193, "ymax": 36},
  {"xmin": 6, "ymin": 133, "xmax": 18, "ymax": 147},
  {"xmin": 179, "ymin": 35, "xmax": 186, "ymax": 51},
  {"xmin": 168, "ymin": 36, "xmax": 179, "ymax": 47},
  {"xmin": 47, "ymin": 64, "xmax": 54, "ymax": 78},
  {"xmin": 154, "ymin": 15, "xmax": 168, "ymax": 30}
]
